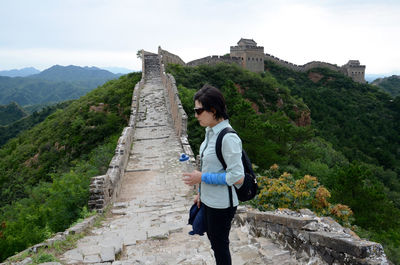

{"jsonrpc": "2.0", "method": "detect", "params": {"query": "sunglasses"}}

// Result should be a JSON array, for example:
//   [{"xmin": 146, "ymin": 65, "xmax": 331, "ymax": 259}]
[{"xmin": 193, "ymin": 107, "xmax": 205, "ymax": 115}]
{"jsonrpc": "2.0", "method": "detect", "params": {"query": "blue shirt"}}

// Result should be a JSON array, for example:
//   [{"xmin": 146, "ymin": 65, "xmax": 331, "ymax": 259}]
[{"xmin": 200, "ymin": 119, "xmax": 244, "ymax": 209}]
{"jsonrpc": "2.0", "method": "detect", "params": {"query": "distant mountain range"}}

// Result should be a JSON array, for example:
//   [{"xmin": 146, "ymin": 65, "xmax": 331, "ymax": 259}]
[
  {"xmin": 0, "ymin": 66, "xmax": 134, "ymax": 77},
  {"xmin": 102, "ymin": 67, "xmax": 134, "ymax": 74},
  {"xmin": 29, "ymin": 65, "xmax": 119, "ymax": 82},
  {"xmin": 0, "ymin": 67, "xmax": 40, "ymax": 77},
  {"xmin": 0, "ymin": 65, "xmax": 121, "ymax": 106}
]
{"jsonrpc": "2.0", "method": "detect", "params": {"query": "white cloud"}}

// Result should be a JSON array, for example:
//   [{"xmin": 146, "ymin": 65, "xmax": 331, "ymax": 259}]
[{"xmin": 0, "ymin": 0, "xmax": 399, "ymax": 74}]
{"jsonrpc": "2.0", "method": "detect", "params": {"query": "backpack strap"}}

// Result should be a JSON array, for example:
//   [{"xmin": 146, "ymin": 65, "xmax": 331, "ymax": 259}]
[{"xmin": 216, "ymin": 127, "xmax": 237, "ymax": 208}]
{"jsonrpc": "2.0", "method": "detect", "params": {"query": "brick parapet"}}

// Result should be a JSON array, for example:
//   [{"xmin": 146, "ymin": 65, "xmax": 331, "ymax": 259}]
[
  {"xmin": 264, "ymin": 53, "xmax": 365, "ymax": 82},
  {"xmin": 157, "ymin": 48, "xmax": 195, "ymax": 164},
  {"xmin": 235, "ymin": 207, "xmax": 389, "ymax": 265},
  {"xmin": 88, "ymin": 77, "xmax": 143, "ymax": 212},
  {"xmin": 158, "ymin": 46, "xmax": 186, "ymax": 66},
  {"xmin": 230, "ymin": 45, "xmax": 264, "ymax": 52},
  {"xmin": 187, "ymin": 55, "xmax": 241, "ymax": 67}
]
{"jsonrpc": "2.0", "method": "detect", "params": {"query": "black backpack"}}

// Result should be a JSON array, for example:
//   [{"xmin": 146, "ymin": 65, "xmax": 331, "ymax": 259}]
[{"xmin": 216, "ymin": 127, "xmax": 258, "ymax": 207}]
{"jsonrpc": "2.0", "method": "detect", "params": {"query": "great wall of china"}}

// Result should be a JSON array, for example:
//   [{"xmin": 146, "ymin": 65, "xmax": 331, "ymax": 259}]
[
  {"xmin": 187, "ymin": 38, "xmax": 366, "ymax": 84},
  {"xmin": 3, "ymin": 46, "xmax": 388, "ymax": 265}
]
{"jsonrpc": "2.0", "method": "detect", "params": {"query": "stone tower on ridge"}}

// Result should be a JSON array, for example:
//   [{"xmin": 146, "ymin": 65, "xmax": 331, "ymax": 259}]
[
  {"xmin": 341, "ymin": 60, "xmax": 366, "ymax": 84},
  {"xmin": 230, "ymin": 38, "xmax": 265, "ymax": 73}
]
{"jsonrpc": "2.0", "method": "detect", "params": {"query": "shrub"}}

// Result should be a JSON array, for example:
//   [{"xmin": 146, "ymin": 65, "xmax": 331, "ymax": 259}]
[{"xmin": 255, "ymin": 164, "xmax": 353, "ymax": 226}]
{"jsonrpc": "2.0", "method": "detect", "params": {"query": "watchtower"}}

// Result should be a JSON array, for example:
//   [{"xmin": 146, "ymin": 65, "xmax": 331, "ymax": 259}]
[
  {"xmin": 341, "ymin": 60, "xmax": 366, "ymax": 83},
  {"xmin": 230, "ymin": 38, "xmax": 265, "ymax": 73}
]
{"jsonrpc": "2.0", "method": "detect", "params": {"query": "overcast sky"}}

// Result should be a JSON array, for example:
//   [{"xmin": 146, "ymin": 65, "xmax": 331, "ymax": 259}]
[{"xmin": 1, "ymin": 0, "xmax": 399, "ymax": 74}]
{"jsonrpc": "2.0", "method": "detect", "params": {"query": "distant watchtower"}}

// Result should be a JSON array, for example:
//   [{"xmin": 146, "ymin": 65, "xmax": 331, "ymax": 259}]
[
  {"xmin": 341, "ymin": 60, "xmax": 366, "ymax": 83},
  {"xmin": 230, "ymin": 38, "xmax": 264, "ymax": 73}
]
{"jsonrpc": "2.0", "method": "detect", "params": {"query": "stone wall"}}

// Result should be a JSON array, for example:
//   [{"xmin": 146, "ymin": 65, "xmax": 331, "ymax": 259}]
[
  {"xmin": 235, "ymin": 207, "xmax": 389, "ymax": 265},
  {"xmin": 265, "ymin": 53, "xmax": 366, "ymax": 83},
  {"xmin": 88, "ymin": 78, "xmax": 143, "ymax": 212},
  {"xmin": 158, "ymin": 48, "xmax": 195, "ymax": 163},
  {"xmin": 265, "ymin": 53, "xmax": 343, "ymax": 73},
  {"xmin": 187, "ymin": 55, "xmax": 241, "ymax": 68},
  {"xmin": 303, "ymin": 61, "xmax": 343, "ymax": 73},
  {"xmin": 158, "ymin": 46, "xmax": 185, "ymax": 66}
]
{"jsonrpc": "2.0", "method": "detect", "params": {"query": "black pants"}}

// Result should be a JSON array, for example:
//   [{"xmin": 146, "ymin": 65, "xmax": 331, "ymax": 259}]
[{"xmin": 204, "ymin": 204, "xmax": 237, "ymax": 265}]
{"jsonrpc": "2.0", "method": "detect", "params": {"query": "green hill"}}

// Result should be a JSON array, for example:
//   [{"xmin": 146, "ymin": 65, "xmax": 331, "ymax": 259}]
[
  {"xmin": 166, "ymin": 63, "xmax": 312, "ymax": 170},
  {"xmin": 0, "ymin": 76, "xmax": 92, "ymax": 106},
  {"xmin": 372, "ymin": 75, "xmax": 400, "ymax": 97},
  {"xmin": 167, "ymin": 62, "xmax": 400, "ymax": 263},
  {"xmin": 31, "ymin": 65, "xmax": 121, "ymax": 88},
  {"xmin": 0, "ymin": 102, "xmax": 71, "ymax": 147},
  {"xmin": 0, "ymin": 72, "xmax": 141, "ymax": 261},
  {"xmin": 264, "ymin": 61, "xmax": 400, "ymax": 172},
  {"xmin": 0, "ymin": 65, "xmax": 121, "ymax": 106},
  {"xmin": 0, "ymin": 102, "xmax": 28, "ymax": 125}
]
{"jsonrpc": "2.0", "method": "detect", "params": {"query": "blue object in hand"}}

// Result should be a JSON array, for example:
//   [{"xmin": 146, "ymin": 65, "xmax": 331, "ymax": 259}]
[{"xmin": 188, "ymin": 203, "xmax": 207, "ymax": 236}]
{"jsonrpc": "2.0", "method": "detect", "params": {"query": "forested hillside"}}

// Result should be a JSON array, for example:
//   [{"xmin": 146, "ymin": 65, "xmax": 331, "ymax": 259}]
[
  {"xmin": 30, "ymin": 65, "xmax": 120, "ymax": 88},
  {"xmin": 372, "ymin": 75, "xmax": 400, "ymax": 97},
  {"xmin": 0, "ymin": 72, "xmax": 141, "ymax": 261},
  {"xmin": 0, "ymin": 102, "xmax": 27, "ymax": 125},
  {"xmin": 0, "ymin": 102, "xmax": 71, "ymax": 147},
  {"xmin": 0, "ymin": 65, "xmax": 120, "ymax": 106},
  {"xmin": 167, "ymin": 63, "xmax": 400, "ymax": 263}
]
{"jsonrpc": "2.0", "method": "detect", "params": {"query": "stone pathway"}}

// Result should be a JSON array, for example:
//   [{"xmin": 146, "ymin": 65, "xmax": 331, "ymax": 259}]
[{"xmin": 59, "ymin": 54, "xmax": 301, "ymax": 265}]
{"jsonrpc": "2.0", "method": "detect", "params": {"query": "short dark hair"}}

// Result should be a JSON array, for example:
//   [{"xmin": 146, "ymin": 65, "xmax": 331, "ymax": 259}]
[{"xmin": 194, "ymin": 84, "xmax": 229, "ymax": 120}]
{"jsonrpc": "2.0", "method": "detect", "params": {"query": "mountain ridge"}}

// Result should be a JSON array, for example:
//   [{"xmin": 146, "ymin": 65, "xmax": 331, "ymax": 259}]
[
  {"xmin": 30, "ymin": 65, "xmax": 120, "ymax": 82},
  {"xmin": 0, "ymin": 65, "xmax": 121, "ymax": 106},
  {"xmin": 0, "ymin": 67, "xmax": 40, "ymax": 77}
]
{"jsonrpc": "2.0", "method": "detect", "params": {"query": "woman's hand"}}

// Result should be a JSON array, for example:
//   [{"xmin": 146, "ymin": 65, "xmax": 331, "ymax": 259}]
[
  {"xmin": 234, "ymin": 176, "xmax": 244, "ymax": 185},
  {"xmin": 182, "ymin": 170, "xmax": 202, "ymax": 186},
  {"xmin": 194, "ymin": 193, "xmax": 201, "ymax": 208}
]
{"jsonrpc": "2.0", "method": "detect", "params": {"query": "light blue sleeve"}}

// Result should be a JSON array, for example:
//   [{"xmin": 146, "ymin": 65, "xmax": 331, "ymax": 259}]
[
  {"xmin": 221, "ymin": 133, "xmax": 244, "ymax": 186},
  {"xmin": 202, "ymin": 172, "xmax": 227, "ymax": 185}
]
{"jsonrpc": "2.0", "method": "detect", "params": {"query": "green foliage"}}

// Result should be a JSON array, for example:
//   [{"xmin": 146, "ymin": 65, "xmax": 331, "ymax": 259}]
[
  {"xmin": 32, "ymin": 252, "xmax": 58, "ymax": 264},
  {"xmin": 0, "ymin": 72, "xmax": 141, "ymax": 261},
  {"xmin": 255, "ymin": 166, "xmax": 354, "ymax": 226},
  {"xmin": 0, "ymin": 101, "xmax": 71, "ymax": 147},
  {"xmin": 0, "ymin": 66, "xmax": 120, "ymax": 106},
  {"xmin": 372, "ymin": 75, "xmax": 400, "ymax": 97},
  {"xmin": 329, "ymin": 163, "xmax": 400, "ymax": 230},
  {"xmin": 168, "ymin": 62, "xmax": 400, "ymax": 264},
  {"xmin": 265, "ymin": 61, "xmax": 400, "ymax": 173},
  {"xmin": 0, "ymin": 102, "xmax": 27, "ymax": 125},
  {"xmin": 0, "ymin": 76, "xmax": 91, "ymax": 106},
  {"xmin": 167, "ymin": 63, "xmax": 313, "ymax": 172}
]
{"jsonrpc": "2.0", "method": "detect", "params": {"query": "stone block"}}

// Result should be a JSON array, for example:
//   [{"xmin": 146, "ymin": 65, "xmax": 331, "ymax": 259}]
[
  {"xmin": 63, "ymin": 249, "xmax": 83, "ymax": 262},
  {"xmin": 80, "ymin": 245, "xmax": 101, "ymax": 256},
  {"xmin": 67, "ymin": 224, "xmax": 85, "ymax": 235},
  {"xmin": 253, "ymin": 211, "xmax": 316, "ymax": 229},
  {"xmin": 99, "ymin": 234, "xmax": 123, "ymax": 254},
  {"xmin": 83, "ymin": 254, "xmax": 101, "ymax": 263},
  {"xmin": 100, "ymin": 246, "xmax": 115, "ymax": 262},
  {"xmin": 147, "ymin": 227, "xmax": 169, "ymax": 239},
  {"xmin": 265, "ymin": 222, "xmax": 283, "ymax": 234},
  {"xmin": 309, "ymin": 231, "xmax": 382, "ymax": 258}
]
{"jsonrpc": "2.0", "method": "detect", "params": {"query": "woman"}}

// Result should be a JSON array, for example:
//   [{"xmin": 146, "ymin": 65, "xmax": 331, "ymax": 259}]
[{"xmin": 183, "ymin": 84, "xmax": 244, "ymax": 265}]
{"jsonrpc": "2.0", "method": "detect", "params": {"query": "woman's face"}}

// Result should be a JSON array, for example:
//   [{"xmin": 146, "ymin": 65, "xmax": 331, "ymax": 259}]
[{"xmin": 194, "ymin": 100, "xmax": 218, "ymax": 127}]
